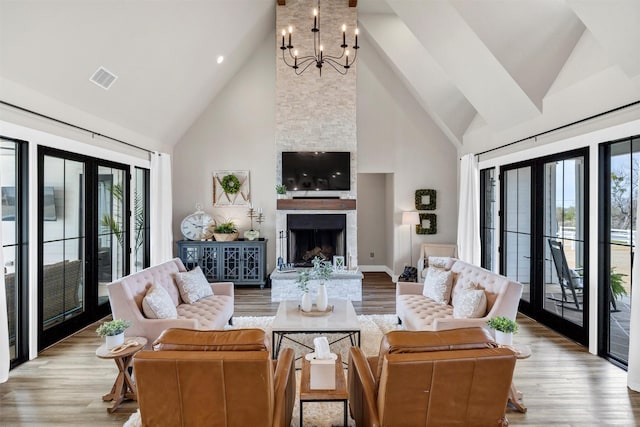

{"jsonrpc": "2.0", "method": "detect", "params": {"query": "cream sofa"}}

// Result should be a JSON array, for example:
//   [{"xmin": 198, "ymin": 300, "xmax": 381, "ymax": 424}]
[
  {"xmin": 107, "ymin": 258, "xmax": 234, "ymax": 345},
  {"xmin": 396, "ymin": 258, "xmax": 523, "ymax": 331}
]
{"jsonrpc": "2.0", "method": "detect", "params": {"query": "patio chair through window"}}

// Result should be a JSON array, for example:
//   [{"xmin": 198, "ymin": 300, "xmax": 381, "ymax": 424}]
[{"xmin": 548, "ymin": 239, "xmax": 583, "ymax": 311}]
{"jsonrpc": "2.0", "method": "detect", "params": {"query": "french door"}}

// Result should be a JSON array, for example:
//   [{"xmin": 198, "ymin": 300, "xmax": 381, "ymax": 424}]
[
  {"xmin": 501, "ymin": 148, "xmax": 588, "ymax": 345},
  {"xmin": 1, "ymin": 137, "xmax": 28, "ymax": 367},
  {"xmin": 38, "ymin": 147, "xmax": 130, "ymax": 349}
]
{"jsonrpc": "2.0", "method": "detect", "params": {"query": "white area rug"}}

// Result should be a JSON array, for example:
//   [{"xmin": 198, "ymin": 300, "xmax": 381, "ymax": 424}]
[{"xmin": 124, "ymin": 314, "xmax": 400, "ymax": 427}]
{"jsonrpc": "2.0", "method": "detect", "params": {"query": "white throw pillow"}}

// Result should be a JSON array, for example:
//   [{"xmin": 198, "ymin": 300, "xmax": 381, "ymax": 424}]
[
  {"xmin": 452, "ymin": 282, "xmax": 487, "ymax": 318},
  {"xmin": 142, "ymin": 284, "xmax": 178, "ymax": 319},
  {"xmin": 173, "ymin": 267, "xmax": 213, "ymax": 304},
  {"xmin": 422, "ymin": 267, "xmax": 454, "ymax": 305},
  {"xmin": 427, "ymin": 256, "xmax": 456, "ymax": 270}
]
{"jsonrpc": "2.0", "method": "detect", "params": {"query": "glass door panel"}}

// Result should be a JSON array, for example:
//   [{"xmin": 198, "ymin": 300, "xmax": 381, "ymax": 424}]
[
  {"xmin": 97, "ymin": 166, "xmax": 126, "ymax": 305},
  {"xmin": 543, "ymin": 158, "xmax": 585, "ymax": 327},
  {"xmin": 1, "ymin": 137, "xmax": 26, "ymax": 366},
  {"xmin": 41, "ymin": 156, "xmax": 86, "ymax": 330},
  {"xmin": 503, "ymin": 167, "xmax": 532, "ymax": 303}
]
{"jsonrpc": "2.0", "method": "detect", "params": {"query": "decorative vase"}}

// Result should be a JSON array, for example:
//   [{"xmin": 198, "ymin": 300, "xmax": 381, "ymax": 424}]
[
  {"xmin": 316, "ymin": 283, "xmax": 328, "ymax": 311},
  {"xmin": 244, "ymin": 229, "xmax": 260, "ymax": 241},
  {"xmin": 106, "ymin": 332, "xmax": 125, "ymax": 350},
  {"xmin": 213, "ymin": 232, "xmax": 239, "ymax": 242},
  {"xmin": 301, "ymin": 291, "xmax": 312, "ymax": 312},
  {"xmin": 495, "ymin": 330, "xmax": 513, "ymax": 346}
]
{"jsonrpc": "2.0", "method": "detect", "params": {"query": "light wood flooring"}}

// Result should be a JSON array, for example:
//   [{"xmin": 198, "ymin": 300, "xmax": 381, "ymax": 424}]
[{"xmin": 1, "ymin": 272, "xmax": 639, "ymax": 426}]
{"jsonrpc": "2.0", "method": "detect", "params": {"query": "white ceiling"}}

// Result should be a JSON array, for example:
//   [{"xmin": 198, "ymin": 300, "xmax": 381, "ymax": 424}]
[{"xmin": 1, "ymin": 0, "xmax": 639, "ymax": 152}]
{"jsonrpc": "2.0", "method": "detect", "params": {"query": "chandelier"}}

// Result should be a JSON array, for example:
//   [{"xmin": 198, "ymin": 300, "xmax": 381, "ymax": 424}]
[{"xmin": 280, "ymin": 0, "xmax": 359, "ymax": 76}]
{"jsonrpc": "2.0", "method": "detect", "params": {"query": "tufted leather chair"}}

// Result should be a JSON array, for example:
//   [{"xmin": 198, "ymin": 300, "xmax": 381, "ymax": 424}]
[
  {"xmin": 133, "ymin": 328, "xmax": 296, "ymax": 427},
  {"xmin": 348, "ymin": 328, "xmax": 516, "ymax": 427}
]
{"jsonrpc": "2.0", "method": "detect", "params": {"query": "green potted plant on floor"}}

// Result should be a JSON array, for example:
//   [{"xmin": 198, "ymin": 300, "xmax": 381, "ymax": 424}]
[
  {"xmin": 97, "ymin": 319, "xmax": 131, "ymax": 349},
  {"xmin": 487, "ymin": 316, "xmax": 518, "ymax": 346},
  {"xmin": 610, "ymin": 267, "xmax": 628, "ymax": 300}
]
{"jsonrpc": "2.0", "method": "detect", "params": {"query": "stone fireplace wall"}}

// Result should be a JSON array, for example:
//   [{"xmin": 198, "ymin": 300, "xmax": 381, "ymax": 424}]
[{"xmin": 276, "ymin": 0, "xmax": 358, "ymax": 266}]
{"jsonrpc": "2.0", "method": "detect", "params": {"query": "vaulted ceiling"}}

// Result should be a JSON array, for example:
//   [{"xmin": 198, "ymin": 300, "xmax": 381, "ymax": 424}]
[{"xmin": 1, "ymin": 0, "xmax": 639, "ymax": 153}]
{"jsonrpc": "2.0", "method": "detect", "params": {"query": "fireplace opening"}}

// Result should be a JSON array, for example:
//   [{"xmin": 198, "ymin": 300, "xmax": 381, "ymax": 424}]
[{"xmin": 287, "ymin": 214, "xmax": 346, "ymax": 267}]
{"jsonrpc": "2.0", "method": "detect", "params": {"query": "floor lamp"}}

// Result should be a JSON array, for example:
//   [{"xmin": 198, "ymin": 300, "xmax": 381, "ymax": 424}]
[{"xmin": 402, "ymin": 211, "xmax": 420, "ymax": 267}]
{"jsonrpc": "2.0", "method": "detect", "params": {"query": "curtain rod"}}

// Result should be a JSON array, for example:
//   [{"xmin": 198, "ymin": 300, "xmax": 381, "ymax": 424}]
[
  {"xmin": 475, "ymin": 99, "xmax": 640, "ymax": 158},
  {"xmin": 0, "ymin": 100, "xmax": 153, "ymax": 155}
]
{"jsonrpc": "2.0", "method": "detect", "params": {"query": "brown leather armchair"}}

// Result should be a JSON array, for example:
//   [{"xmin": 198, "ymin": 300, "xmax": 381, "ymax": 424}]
[
  {"xmin": 133, "ymin": 328, "xmax": 296, "ymax": 427},
  {"xmin": 348, "ymin": 328, "xmax": 516, "ymax": 427}
]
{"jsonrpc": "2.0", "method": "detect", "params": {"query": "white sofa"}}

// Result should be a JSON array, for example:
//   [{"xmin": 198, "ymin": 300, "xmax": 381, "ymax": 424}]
[
  {"xmin": 107, "ymin": 258, "xmax": 234, "ymax": 346},
  {"xmin": 396, "ymin": 258, "xmax": 523, "ymax": 331}
]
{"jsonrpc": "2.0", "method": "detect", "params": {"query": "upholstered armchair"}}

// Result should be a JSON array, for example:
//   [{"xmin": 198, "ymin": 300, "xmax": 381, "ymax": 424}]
[
  {"xmin": 348, "ymin": 328, "xmax": 516, "ymax": 427},
  {"xmin": 416, "ymin": 243, "xmax": 458, "ymax": 281},
  {"xmin": 133, "ymin": 328, "xmax": 296, "ymax": 427}
]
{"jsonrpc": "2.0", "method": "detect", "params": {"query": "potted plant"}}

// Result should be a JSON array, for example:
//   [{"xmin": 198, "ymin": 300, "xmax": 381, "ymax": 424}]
[
  {"xmin": 610, "ymin": 267, "xmax": 628, "ymax": 300},
  {"xmin": 276, "ymin": 184, "xmax": 288, "ymax": 199},
  {"xmin": 212, "ymin": 219, "xmax": 238, "ymax": 242},
  {"xmin": 487, "ymin": 316, "xmax": 518, "ymax": 346},
  {"xmin": 96, "ymin": 319, "xmax": 131, "ymax": 349},
  {"xmin": 296, "ymin": 270, "xmax": 313, "ymax": 312}
]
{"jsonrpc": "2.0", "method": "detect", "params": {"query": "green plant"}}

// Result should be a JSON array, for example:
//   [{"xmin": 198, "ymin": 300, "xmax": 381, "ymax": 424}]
[
  {"xmin": 275, "ymin": 184, "xmax": 287, "ymax": 194},
  {"xmin": 96, "ymin": 319, "xmax": 131, "ymax": 337},
  {"xmin": 100, "ymin": 183, "xmax": 145, "ymax": 253},
  {"xmin": 295, "ymin": 256, "xmax": 334, "ymax": 293},
  {"xmin": 610, "ymin": 267, "xmax": 628, "ymax": 300},
  {"xmin": 213, "ymin": 220, "xmax": 238, "ymax": 234},
  {"xmin": 487, "ymin": 316, "xmax": 518, "ymax": 334}
]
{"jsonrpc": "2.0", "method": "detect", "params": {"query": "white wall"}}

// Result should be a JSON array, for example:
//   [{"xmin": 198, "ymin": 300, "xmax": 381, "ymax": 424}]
[
  {"xmin": 172, "ymin": 36, "xmax": 278, "ymax": 270},
  {"xmin": 357, "ymin": 31, "xmax": 458, "ymax": 275},
  {"xmin": 172, "ymin": 24, "xmax": 459, "ymax": 277},
  {"xmin": 357, "ymin": 173, "xmax": 387, "ymax": 267}
]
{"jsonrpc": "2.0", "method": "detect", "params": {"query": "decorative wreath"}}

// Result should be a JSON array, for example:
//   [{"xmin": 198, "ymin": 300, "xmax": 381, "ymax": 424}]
[{"xmin": 221, "ymin": 174, "xmax": 241, "ymax": 194}]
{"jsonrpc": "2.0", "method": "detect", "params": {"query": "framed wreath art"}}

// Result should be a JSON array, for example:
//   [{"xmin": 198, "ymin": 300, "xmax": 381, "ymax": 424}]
[
  {"xmin": 213, "ymin": 171, "xmax": 251, "ymax": 206},
  {"xmin": 417, "ymin": 213, "xmax": 437, "ymax": 235},
  {"xmin": 415, "ymin": 189, "xmax": 436, "ymax": 210}
]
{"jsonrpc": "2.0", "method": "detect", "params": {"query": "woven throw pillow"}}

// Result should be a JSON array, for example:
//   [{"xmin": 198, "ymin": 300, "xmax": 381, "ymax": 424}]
[
  {"xmin": 422, "ymin": 267, "xmax": 454, "ymax": 305},
  {"xmin": 142, "ymin": 284, "xmax": 178, "ymax": 319},
  {"xmin": 452, "ymin": 282, "xmax": 487, "ymax": 318},
  {"xmin": 173, "ymin": 267, "xmax": 213, "ymax": 304}
]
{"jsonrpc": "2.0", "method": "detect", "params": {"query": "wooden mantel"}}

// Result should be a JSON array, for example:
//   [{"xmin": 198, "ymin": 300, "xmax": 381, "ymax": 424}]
[
  {"xmin": 277, "ymin": 0, "xmax": 357, "ymax": 6},
  {"xmin": 277, "ymin": 198, "xmax": 356, "ymax": 210}
]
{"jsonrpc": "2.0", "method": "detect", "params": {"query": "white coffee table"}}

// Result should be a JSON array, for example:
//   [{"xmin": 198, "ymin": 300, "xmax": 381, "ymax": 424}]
[{"xmin": 271, "ymin": 299, "xmax": 361, "ymax": 361}]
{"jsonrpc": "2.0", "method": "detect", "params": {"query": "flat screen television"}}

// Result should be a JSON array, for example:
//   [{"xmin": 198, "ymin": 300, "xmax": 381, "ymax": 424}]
[{"xmin": 282, "ymin": 151, "xmax": 350, "ymax": 192}]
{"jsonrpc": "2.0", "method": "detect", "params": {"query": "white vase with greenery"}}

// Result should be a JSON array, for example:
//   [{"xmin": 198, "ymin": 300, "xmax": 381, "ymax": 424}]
[
  {"xmin": 316, "ymin": 283, "xmax": 328, "ymax": 311},
  {"xmin": 487, "ymin": 316, "xmax": 518, "ymax": 346},
  {"xmin": 97, "ymin": 319, "xmax": 131, "ymax": 349}
]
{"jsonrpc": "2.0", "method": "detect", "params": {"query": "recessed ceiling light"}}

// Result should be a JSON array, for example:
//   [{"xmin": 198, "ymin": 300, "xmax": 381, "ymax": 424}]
[{"xmin": 217, "ymin": 56, "xmax": 224, "ymax": 64}]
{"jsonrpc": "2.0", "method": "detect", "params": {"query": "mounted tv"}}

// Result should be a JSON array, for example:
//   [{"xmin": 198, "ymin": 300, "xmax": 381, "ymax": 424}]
[{"xmin": 282, "ymin": 152, "xmax": 350, "ymax": 192}]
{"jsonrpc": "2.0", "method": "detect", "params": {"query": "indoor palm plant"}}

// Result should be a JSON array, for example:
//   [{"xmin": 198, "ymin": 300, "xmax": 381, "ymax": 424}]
[
  {"xmin": 487, "ymin": 316, "xmax": 518, "ymax": 346},
  {"xmin": 96, "ymin": 319, "xmax": 131, "ymax": 349},
  {"xmin": 276, "ymin": 184, "xmax": 287, "ymax": 199}
]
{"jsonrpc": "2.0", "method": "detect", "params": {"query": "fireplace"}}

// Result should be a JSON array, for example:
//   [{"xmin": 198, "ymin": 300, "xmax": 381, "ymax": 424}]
[{"xmin": 287, "ymin": 214, "xmax": 346, "ymax": 267}]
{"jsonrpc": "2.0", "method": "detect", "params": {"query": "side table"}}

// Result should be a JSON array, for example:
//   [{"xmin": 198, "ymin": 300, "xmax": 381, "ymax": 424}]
[
  {"xmin": 503, "ymin": 343, "xmax": 531, "ymax": 413},
  {"xmin": 96, "ymin": 336, "xmax": 147, "ymax": 413},
  {"xmin": 300, "ymin": 354, "xmax": 349, "ymax": 427}
]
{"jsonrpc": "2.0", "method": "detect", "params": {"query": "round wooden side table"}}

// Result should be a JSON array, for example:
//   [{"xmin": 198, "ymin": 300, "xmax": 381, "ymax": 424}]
[
  {"xmin": 502, "ymin": 343, "xmax": 531, "ymax": 413},
  {"xmin": 96, "ymin": 336, "xmax": 147, "ymax": 413}
]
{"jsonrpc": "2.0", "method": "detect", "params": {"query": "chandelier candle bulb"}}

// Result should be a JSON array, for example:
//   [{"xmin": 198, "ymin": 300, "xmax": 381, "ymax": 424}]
[
  {"xmin": 355, "ymin": 28, "xmax": 359, "ymax": 48},
  {"xmin": 313, "ymin": 8, "xmax": 317, "ymax": 30},
  {"xmin": 281, "ymin": 29, "xmax": 285, "ymax": 48},
  {"xmin": 342, "ymin": 24, "xmax": 346, "ymax": 46}
]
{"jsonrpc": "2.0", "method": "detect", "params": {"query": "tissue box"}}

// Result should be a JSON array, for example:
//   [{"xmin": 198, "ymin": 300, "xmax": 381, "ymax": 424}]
[{"xmin": 310, "ymin": 356, "xmax": 336, "ymax": 390}]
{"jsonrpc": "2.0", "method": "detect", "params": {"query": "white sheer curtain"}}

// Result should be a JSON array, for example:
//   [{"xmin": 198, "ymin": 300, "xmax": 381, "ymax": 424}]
[
  {"xmin": 0, "ymin": 217, "xmax": 9, "ymax": 383},
  {"xmin": 150, "ymin": 152, "xmax": 174, "ymax": 265},
  {"xmin": 628, "ymin": 173, "xmax": 640, "ymax": 391},
  {"xmin": 457, "ymin": 154, "xmax": 481, "ymax": 265}
]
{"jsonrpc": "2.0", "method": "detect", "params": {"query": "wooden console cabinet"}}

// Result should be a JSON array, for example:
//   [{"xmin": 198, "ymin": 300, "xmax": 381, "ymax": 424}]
[{"xmin": 176, "ymin": 239, "xmax": 268, "ymax": 288}]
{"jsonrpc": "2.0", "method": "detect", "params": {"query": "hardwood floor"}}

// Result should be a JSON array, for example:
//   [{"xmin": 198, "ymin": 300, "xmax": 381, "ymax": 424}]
[{"xmin": 1, "ymin": 272, "xmax": 638, "ymax": 426}]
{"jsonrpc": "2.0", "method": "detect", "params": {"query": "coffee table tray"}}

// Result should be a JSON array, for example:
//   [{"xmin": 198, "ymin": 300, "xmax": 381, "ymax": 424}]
[{"xmin": 299, "ymin": 304, "xmax": 334, "ymax": 317}]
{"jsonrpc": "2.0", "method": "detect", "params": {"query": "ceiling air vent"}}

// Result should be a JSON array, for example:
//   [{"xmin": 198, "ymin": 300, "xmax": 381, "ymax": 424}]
[{"xmin": 89, "ymin": 66, "xmax": 118, "ymax": 90}]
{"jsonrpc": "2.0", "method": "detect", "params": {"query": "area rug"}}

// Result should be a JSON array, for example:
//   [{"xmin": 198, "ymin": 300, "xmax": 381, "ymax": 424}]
[{"xmin": 124, "ymin": 314, "xmax": 400, "ymax": 427}]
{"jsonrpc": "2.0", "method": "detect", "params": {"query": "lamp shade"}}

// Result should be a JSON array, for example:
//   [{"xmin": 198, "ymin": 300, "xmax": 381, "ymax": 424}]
[{"xmin": 402, "ymin": 211, "xmax": 420, "ymax": 225}]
